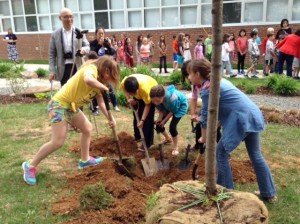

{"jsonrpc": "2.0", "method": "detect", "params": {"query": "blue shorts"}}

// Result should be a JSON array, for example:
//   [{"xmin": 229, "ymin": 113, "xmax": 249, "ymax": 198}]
[
  {"xmin": 48, "ymin": 100, "xmax": 80, "ymax": 124},
  {"xmin": 173, "ymin": 53, "xmax": 177, "ymax": 62},
  {"xmin": 177, "ymin": 55, "xmax": 184, "ymax": 65}
]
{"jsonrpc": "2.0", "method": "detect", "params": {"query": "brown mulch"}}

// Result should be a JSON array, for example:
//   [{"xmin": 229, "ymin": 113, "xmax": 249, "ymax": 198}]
[{"xmin": 53, "ymin": 132, "xmax": 257, "ymax": 224}]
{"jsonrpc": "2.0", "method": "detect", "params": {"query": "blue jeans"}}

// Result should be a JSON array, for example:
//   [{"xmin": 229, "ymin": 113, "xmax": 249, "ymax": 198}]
[
  {"xmin": 216, "ymin": 132, "xmax": 276, "ymax": 198},
  {"xmin": 222, "ymin": 60, "xmax": 233, "ymax": 75},
  {"xmin": 278, "ymin": 51, "xmax": 294, "ymax": 77}
]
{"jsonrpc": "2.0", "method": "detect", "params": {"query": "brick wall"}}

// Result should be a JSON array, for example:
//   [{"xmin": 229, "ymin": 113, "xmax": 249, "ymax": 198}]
[{"xmin": 1, "ymin": 24, "xmax": 299, "ymax": 65}]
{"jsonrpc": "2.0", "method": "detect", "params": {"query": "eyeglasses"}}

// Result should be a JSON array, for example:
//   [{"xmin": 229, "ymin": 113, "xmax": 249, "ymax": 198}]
[{"xmin": 62, "ymin": 15, "xmax": 73, "ymax": 20}]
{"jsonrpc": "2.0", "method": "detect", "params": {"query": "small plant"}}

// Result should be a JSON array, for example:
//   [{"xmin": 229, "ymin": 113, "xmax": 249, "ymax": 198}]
[
  {"xmin": 116, "ymin": 90, "xmax": 127, "ymax": 107},
  {"xmin": 268, "ymin": 111, "xmax": 282, "ymax": 123},
  {"xmin": 266, "ymin": 74, "xmax": 281, "ymax": 89},
  {"xmin": 134, "ymin": 65, "xmax": 154, "ymax": 76},
  {"xmin": 146, "ymin": 192, "xmax": 160, "ymax": 211},
  {"xmin": 244, "ymin": 83, "xmax": 256, "ymax": 94},
  {"xmin": 7, "ymin": 74, "xmax": 30, "ymax": 96},
  {"xmin": 34, "ymin": 92, "xmax": 50, "ymax": 100},
  {"xmin": 0, "ymin": 62, "xmax": 13, "ymax": 75},
  {"xmin": 273, "ymin": 77, "xmax": 298, "ymax": 96},
  {"xmin": 182, "ymin": 81, "xmax": 192, "ymax": 90},
  {"xmin": 35, "ymin": 68, "xmax": 48, "ymax": 78},
  {"xmin": 120, "ymin": 67, "xmax": 132, "ymax": 81},
  {"xmin": 170, "ymin": 70, "xmax": 182, "ymax": 85},
  {"xmin": 80, "ymin": 182, "xmax": 113, "ymax": 211}
]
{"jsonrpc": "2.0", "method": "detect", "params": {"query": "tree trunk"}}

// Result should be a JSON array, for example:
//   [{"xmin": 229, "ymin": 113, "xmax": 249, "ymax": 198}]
[{"xmin": 205, "ymin": 0, "xmax": 223, "ymax": 196}]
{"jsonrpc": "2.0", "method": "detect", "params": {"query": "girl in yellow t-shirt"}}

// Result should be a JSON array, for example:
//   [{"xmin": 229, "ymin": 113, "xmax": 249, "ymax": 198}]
[{"xmin": 22, "ymin": 56, "xmax": 120, "ymax": 185}]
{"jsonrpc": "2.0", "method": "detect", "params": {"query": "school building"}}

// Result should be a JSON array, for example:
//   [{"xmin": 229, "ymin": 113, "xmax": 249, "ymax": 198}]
[{"xmin": 0, "ymin": 0, "xmax": 299, "ymax": 63}]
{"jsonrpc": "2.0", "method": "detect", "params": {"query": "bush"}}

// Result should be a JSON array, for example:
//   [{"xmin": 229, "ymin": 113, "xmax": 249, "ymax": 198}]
[
  {"xmin": 80, "ymin": 182, "xmax": 113, "ymax": 211},
  {"xmin": 35, "ymin": 68, "xmax": 48, "ymax": 78},
  {"xmin": 134, "ymin": 65, "xmax": 154, "ymax": 76},
  {"xmin": 266, "ymin": 74, "xmax": 281, "ymax": 89},
  {"xmin": 120, "ymin": 67, "xmax": 132, "ymax": 82},
  {"xmin": 244, "ymin": 83, "xmax": 256, "ymax": 94},
  {"xmin": 274, "ymin": 77, "xmax": 298, "ymax": 96},
  {"xmin": 170, "ymin": 70, "xmax": 182, "ymax": 85},
  {"xmin": 0, "ymin": 62, "xmax": 12, "ymax": 75},
  {"xmin": 116, "ymin": 90, "xmax": 127, "ymax": 107}
]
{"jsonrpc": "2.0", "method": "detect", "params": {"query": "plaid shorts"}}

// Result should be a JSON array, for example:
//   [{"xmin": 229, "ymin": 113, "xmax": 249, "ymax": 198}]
[{"xmin": 48, "ymin": 100, "xmax": 80, "ymax": 124}]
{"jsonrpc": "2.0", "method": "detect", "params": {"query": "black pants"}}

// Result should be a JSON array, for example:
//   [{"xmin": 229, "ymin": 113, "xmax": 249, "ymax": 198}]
[
  {"xmin": 237, "ymin": 52, "xmax": 245, "ymax": 72},
  {"xmin": 61, "ymin": 64, "xmax": 77, "ymax": 86},
  {"xmin": 91, "ymin": 85, "xmax": 117, "ymax": 112},
  {"xmin": 133, "ymin": 99, "xmax": 155, "ymax": 148},
  {"xmin": 156, "ymin": 114, "xmax": 181, "ymax": 137},
  {"xmin": 159, "ymin": 56, "xmax": 167, "ymax": 72}
]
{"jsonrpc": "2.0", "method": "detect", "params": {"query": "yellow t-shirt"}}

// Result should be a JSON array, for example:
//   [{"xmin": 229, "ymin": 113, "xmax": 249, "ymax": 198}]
[
  {"xmin": 53, "ymin": 64, "xmax": 101, "ymax": 111},
  {"xmin": 120, "ymin": 74, "xmax": 158, "ymax": 104}
]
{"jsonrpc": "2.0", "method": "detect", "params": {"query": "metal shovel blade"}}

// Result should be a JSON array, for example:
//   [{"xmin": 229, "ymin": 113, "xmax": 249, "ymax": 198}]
[
  {"xmin": 115, "ymin": 160, "xmax": 134, "ymax": 180},
  {"xmin": 178, "ymin": 144, "xmax": 192, "ymax": 171},
  {"xmin": 156, "ymin": 144, "xmax": 170, "ymax": 171},
  {"xmin": 141, "ymin": 157, "xmax": 158, "ymax": 177}
]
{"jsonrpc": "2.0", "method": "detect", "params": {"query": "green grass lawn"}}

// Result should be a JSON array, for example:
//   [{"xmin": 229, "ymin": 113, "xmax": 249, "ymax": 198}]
[{"xmin": 0, "ymin": 101, "xmax": 299, "ymax": 223}]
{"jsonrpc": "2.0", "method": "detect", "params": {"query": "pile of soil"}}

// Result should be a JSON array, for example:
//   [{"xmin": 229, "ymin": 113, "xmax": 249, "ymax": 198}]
[
  {"xmin": 52, "ymin": 132, "xmax": 257, "ymax": 223},
  {"xmin": 0, "ymin": 95, "xmax": 47, "ymax": 104}
]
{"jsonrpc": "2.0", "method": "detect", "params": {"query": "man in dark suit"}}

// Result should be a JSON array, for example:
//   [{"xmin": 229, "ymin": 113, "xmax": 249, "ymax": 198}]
[{"xmin": 48, "ymin": 8, "xmax": 90, "ymax": 86}]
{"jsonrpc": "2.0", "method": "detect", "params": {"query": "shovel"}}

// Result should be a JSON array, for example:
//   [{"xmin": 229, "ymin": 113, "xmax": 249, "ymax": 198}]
[
  {"xmin": 192, "ymin": 144, "xmax": 206, "ymax": 180},
  {"xmin": 178, "ymin": 121, "xmax": 195, "ymax": 171},
  {"xmin": 103, "ymin": 92, "xmax": 134, "ymax": 180},
  {"xmin": 133, "ymin": 109, "xmax": 158, "ymax": 177},
  {"xmin": 156, "ymin": 130, "xmax": 170, "ymax": 171}
]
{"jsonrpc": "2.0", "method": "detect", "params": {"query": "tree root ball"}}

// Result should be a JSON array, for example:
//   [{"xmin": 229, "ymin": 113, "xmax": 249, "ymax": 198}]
[{"xmin": 146, "ymin": 180, "xmax": 268, "ymax": 224}]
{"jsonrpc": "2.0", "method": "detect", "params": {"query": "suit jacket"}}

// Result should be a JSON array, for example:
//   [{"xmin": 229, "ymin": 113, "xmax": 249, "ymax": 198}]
[{"xmin": 48, "ymin": 27, "xmax": 90, "ymax": 81}]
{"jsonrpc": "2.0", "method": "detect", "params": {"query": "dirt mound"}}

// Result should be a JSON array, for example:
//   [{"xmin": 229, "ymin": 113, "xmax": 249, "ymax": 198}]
[{"xmin": 53, "ymin": 132, "xmax": 257, "ymax": 223}]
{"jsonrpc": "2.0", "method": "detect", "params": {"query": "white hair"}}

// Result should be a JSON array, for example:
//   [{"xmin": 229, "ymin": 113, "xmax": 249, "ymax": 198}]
[{"xmin": 59, "ymin": 8, "xmax": 72, "ymax": 16}]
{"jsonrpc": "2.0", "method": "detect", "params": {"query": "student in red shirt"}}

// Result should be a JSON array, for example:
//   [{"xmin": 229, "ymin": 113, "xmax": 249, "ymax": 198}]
[
  {"xmin": 172, "ymin": 34, "xmax": 178, "ymax": 71},
  {"xmin": 236, "ymin": 29, "xmax": 248, "ymax": 75}
]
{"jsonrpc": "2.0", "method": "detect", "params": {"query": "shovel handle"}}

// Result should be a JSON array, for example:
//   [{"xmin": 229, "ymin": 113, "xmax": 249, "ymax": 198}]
[
  {"xmin": 132, "ymin": 109, "xmax": 150, "ymax": 163},
  {"xmin": 103, "ymin": 91, "xmax": 123, "ymax": 160}
]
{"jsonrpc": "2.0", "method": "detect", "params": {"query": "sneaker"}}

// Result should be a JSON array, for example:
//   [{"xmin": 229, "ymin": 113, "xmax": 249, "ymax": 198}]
[
  {"xmin": 229, "ymin": 74, "xmax": 237, "ymax": 78},
  {"xmin": 244, "ymin": 74, "xmax": 250, "ymax": 78},
  {"xmin": 254, "ymin": 191, "xmax": 278, "ymax": 203},
  {"xmin": 252, "ymin": 75, "xmax": 259, "ymax": 78},
  {"xmin": 92, "ymin": 110, "xmax": 99, "ymax": 116},
  {"xmin": 237, "ymin": 72, "xmax": 241, "ymax": 75},
  {"xmin": 22, "ymin": 161, "xmax": 37, "ymax": 185},
  {"xmin": 78, "ymin": 156, "xmax": 104, "ymax": 169},
  {"xmin": 137, "ymin": 145, "xmax": 145, "ymax": 152},
  {"xmin": 241, "ymin": 70, "xmax": 245, "ymax": 75},
  {"xmin": 114, "ymin": 106, "xmax": 121, "ymax": 112}
]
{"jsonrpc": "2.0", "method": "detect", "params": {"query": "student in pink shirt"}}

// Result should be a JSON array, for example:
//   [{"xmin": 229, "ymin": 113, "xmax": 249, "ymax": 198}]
[
  {"xmin": 194, "ymin": 38, "xmax": 204, "ymax": 60},
  {"xmin": 236, "ymin": 29, "xmax": 248, "ymax": 75},
  {"xmin": 140, "ymin": 37, "xmax": 150, "ymax": 65}
]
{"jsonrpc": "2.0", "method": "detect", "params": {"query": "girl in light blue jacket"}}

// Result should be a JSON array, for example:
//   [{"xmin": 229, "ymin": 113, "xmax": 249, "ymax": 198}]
[
  {"xmin": 150, "ymin": 85, "xmax": 188, "ymax": 156},
  {"xmin": 187, "ymin": 58, "xmax": 277, "ymax": 203}
]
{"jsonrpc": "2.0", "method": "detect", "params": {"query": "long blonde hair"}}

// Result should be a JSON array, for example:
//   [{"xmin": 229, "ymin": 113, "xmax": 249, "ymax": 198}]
[{"xmin": 93, "ymin": 56, "xmax": 120, "ymax": 89}]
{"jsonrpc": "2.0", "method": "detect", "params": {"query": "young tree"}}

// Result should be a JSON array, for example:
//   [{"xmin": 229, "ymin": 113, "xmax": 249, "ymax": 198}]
[{"xmin": 205, "ymin": 0, "xmax": 223, "ymax": 195}]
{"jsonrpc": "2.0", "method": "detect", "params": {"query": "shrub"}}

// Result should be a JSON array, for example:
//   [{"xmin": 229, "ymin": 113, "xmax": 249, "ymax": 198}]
[
  {"xmin": 244, "ymin": 83, "xmax": 256, "ymax": 94},
  {"xmin": 170, "ymin": 70, "xmax": 182, "ymax": 85},
  {"xmin": 120, "ymin": 67, "xmax": 132, "ymax": 81},
  {"xmin": 0, "ymin": 62, "xmax": 12, "ymax": 75},
  {"xmin": 116, "ymin": 90, "xmax": 127, "ymax": 107},
  {"xmin": 266, "ymin": 74, "xmax": 281, "ymax": 89},
  {"xmin": 182, "ymin": 81, "xmax": 192, "ymax": 90},
  {"xmin": 80, "ymin": 182, "xmax": 113, "ymax": 211},
  {"xmin": 146, "ymin": 192, "xmax": 160, "ymax": 211},
  {"xmin": 273, "ymin": 76, "xmax": 298, "ymax": 96},
  {"xmin": 134, "ymin": 65, "xmax": 154, "ymax": 76},
  {"xmin": 7, "ymin": 75, "xmax": 30, "ymax": 95},
  {"xmin": 35, "ymin": 68, "xmax": 48, "ymax": 78}
]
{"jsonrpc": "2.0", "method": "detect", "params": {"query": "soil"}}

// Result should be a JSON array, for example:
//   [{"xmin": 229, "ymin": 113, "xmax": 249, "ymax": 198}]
[{"xmin": 53, "ymin": 132, "xmax": 257, "ymax": 224}]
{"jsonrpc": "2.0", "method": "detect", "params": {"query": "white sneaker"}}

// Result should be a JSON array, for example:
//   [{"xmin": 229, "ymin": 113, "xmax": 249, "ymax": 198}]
[{"xmin": 114, "ymin": 106, "xmax": 121, "ymax": 112}]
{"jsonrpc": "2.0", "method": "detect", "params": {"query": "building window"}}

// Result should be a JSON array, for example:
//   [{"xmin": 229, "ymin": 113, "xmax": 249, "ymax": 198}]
[
  {"xmin": 79, "ymin": 0, "xmax": 93, "ymax": 11},
  {"xmin": 50, "ymin": 0, "xmax": 62, "ymax": 14},
  {"xmin": 292, "ymin": 0, "xmax": 300, "ymax": 21},
  {"xmin": 266, "ymin": 0, "xmax": 288, "ymax": 22},
  {"xmin": 39, "ymin": 16, "xmax": 51, "ymax": 31},
  {"xmin": 201, "ymin": 4, "xmax": 212, "ymax": 25},
  {"xmin": 12, "ymin": 0, "xmax": 24, "ymax": 15},
  {"xmin": 2, "ymin": 18, "xmax": 11, "ymax": 32},
  {"xmin": 223, "ymin": 3, "xmax": 241, "ymax": 23},
  {"xmin": 64, "ymin": 0, "xmax": 78, "ymax": 12},
  {"xmin": 110, "ymin": 0, "xmax": 124, "ymax": 10},
  {"xmin": 81, "ymin": 14, "xmax": 93, "ymax": 29},
  {"xmin": 181, "ymin": 6, "xmax": 197, "ymax": 25},
  {"xmin": 244, "ymin": 2, "xmax": 263, "ymax": 22},
  {"xmin": 128, "ymin": 11, "xmax": 142, "ymax": 28},
  {"xmin": 181, "ymin": 0, "xmax": 198, "ymax": 4},
  {"xmin": 162, "ymin": 7, "xmax": 178, "ymax": 27},
  {"xmin": 0, "ymin": 1, "xmax": 11, "ymax": 16},
  {"xmin": 14, "ymin": 17, "xmax": 26, "ymax": 32},
  {"xmin": 127, "ymin": 0, "xmax": 142, "ymax": 8},
  {"xmin": 94, "ymin": 0, "xmax": 108, "ymax": 10},
  {"xmin": 24, "ymin": 0, "xmax": 36, "ymax": 15},
  {"xmin": 95, "ymin": 12, "xmax": 109, "ymax": 29},
  {"xmin": 51, "ymin": 15, "xmax": 61, "ymax": 30},
  {"xmin": 26, "ymin": 16, "xmax": 38, "ymax": 31},
  {"xmin": 145, "ymin": 9, "xmax": 160, "ymax": 27},
  {"xmin": 162, "ymin": 0, "xmax": 178, "ymax": 6},
  {"xmin": 144, "ymin": 0, "xmax": 160, "ymax": 7},
  {"xmin": 111, "ymin": 11, "xmax": 125, "ymax": 29}
]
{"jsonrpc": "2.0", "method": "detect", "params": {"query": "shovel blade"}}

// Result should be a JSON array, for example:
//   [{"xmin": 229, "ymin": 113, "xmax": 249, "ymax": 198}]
[
  {"xmin": 178, "ymin": 159, "xmax": 192, "ymax": 171},
  {"xmin": 115, "ymin": 161, "xmax": 134, "ymax": 180},
  {"xmin": 156, "ymin": 159, "xmax": 170, "ymax": 171},
  {"xmin": 141, "ymin": 157, "xmax": 158, "ymax": 177}
]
